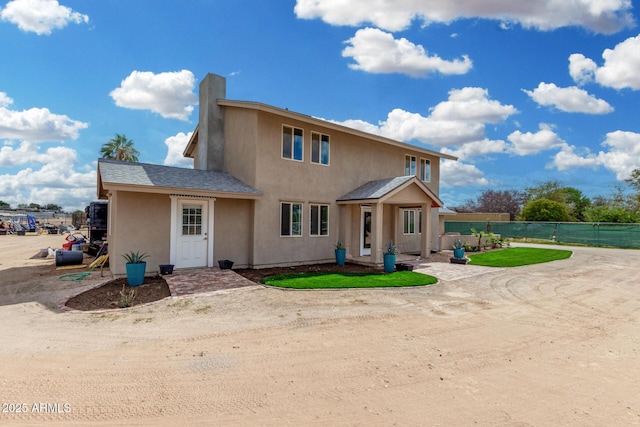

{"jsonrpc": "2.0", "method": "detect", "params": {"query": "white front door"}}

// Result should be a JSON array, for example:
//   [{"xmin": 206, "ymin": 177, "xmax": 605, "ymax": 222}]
[
  {"xmin": 175, "ymin": 201, "xmax": 208, "ymax": 268},
  {"xmin": 360, "ymin": 207, "xmax": 372, "ymax": 256}
]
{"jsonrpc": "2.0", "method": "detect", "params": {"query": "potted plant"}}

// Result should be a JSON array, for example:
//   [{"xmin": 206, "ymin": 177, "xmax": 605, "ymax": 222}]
[
  {"xmin": 452, "ymin": 239, "xmax": 465, "ymax": 259},
  {"xmin": 122, "ymin": 251, "xmax": 148, "ymax": 287},
  {"xmin": 335, "ymin": 241, "xmax": 346, "ymax": 266},
  {"xmin": 383, "ymin": 240, "xmax": 397, "ymax": 273}
]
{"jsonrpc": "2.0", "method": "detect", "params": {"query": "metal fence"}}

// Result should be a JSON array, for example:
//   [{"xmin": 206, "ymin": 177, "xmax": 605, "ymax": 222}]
[{"xmin": 444, "ymin": 221, "xmax": 640, "ymax": 249}]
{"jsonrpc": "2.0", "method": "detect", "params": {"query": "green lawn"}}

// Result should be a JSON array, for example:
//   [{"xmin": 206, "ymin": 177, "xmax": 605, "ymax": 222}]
[
  {"xmin": 261, "ymin": 271, "xmax": 438, "ymax": 289},
  {"xmin": 468, "ymin": 247, "xmax": 572, "ymax": 267}
]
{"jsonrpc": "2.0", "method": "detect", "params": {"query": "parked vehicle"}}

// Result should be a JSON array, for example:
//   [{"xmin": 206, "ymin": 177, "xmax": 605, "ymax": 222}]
[{"xmin": 85, "ymin": 201, "xmax": 108, "ymax": 255}]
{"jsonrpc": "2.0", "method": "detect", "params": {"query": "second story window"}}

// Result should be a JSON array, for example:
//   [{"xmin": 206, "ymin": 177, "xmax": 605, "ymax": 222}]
[
  {"xmin": 420, "ymin": 158, "xmax": 431, "ymax": 182},
  {"xmin": 405, "ymin": 155, "xmax": 416, "ymax": 176},
  {"xmin": 311, "ymin": 132, "xmax": 330, "ymax": 165},
  {"xmin": 282, "ymin": 126, "xmax": 303, "ymax": 161}
]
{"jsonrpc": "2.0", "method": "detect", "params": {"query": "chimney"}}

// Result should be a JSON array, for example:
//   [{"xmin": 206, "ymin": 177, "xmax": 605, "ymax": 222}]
[{"xmin": 197, "ymin": 73, "xmax": 226, "ymax": 171}]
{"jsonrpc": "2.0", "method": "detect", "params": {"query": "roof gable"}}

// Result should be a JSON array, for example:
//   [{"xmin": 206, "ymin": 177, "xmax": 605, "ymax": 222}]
[{"xmin": 337, "ymin": 176, "xmax": 443, "ymax": 208}]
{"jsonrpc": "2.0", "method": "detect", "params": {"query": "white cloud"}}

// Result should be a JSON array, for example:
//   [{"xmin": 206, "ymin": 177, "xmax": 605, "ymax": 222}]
[
  {"xmin": 440, "ymin": 160, "xmax": 490, "ymax": 187},
  {"xmin": 595, "ymin": 34, "xmax": 640, "ymax": 90},
  {"xmin": 0, "ymin": 92, "xmax": 88, "ymax": 142},
  {"xmin": 332, "ymin": 87, "xmax": 517, "ymax": 150},
  {"xmin": 507, "ymin": 123, "xmax": 565, "ymax": 156},
  {"xmin": 523, "ymin": 82, "xmax": 613, "ymax": 114},
  {"xmin": 569, "ymin": 53, "xmax": 597, "ymax": 85},
  {"xmin": 597, "ymin": 131, "xmax": 640, "ymax": 179},
  {"xmin": 294, "ymin": 0, "xmax": 634, "ymax": 34},
  {"xmin": 570, "ymin": 35, "xmax": 640, "ymax": 90},
  {"xmin": 0, "ymin": 143, "xmax": 96, "ymax": 211},
  {"xmin": 551, "ymin": 143, "xmax": 600, "ymax": 171},
  {"xmin": 109, "ymin": 70, "xmax": 198, "ymax": 121},
  {"xmin": 549, "ymin": 130, "xmax": 640, "ymax": 180},
  {"xmin": 0, "ymin": 0, "xmax": 88, "ymax": 35},
  {"xmin": 378, "ymin": 108, "xmax": 486, "ymax": 147},
  {"xmin": 342, "ymin": 28, "xmax": 472, "ymax": 77},
  {"xmin": 441, "ymin": 139, "xmax": 508, "ymax": 161},
  {"xmin": 430, "ymin": 87, "xmax": 518, "ymax": 123},
  {"xmin": 163, "ymin": 131, "xmax": 194, "ymax": 167}
]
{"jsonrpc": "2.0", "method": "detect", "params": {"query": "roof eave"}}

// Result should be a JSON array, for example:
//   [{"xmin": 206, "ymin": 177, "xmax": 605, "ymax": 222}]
[
  {"xmin": 99, "ymin": 181, "xmax": 262, "ymax": 200},
  {"xmin": 183, "ymin": 126, "xmax": 199, "ymax": 158}
]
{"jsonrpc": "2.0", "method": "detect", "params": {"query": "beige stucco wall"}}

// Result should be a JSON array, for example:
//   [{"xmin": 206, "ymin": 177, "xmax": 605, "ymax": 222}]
[
  {"xmin": 108, "ymin": 191, "xmax": 171, "ymax": 277},
  {"xmin": 221, "ymin": 108, "xmax": 444, "ymax": 267},
  {"xmin": 213, "ymin": 198, "xmax": 253, "ymax": 268}
]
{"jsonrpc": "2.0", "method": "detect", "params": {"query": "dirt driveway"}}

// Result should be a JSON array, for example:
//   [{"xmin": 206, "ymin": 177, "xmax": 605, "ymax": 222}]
[{"xmin": 0, "ymin": 235, "xmax": 639, "ymax": 426}]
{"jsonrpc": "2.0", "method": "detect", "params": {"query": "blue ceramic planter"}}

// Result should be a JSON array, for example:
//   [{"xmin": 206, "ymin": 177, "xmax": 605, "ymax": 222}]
[
  {"xmin": 453, "ymin": 248, "xmax": 465, "ymax": 259},
  {"xmin": 125, "ymin": 262, "xmax": 146, "ymax": 287},
  {"xmin": 335, "ymin": 248, "xmax": 346, "ymax": 266},
  {"xmin": 383, "ymin": 253, "xmax": 396, "ymax": 273}
]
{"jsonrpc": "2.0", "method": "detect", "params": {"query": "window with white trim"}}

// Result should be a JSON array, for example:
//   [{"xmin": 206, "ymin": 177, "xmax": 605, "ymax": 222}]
[
  {"xmin": 182, "ymin": 204, "xmax": 203, "ymax": 235},
  {"xmin": 403, "ymin": 209, "xmax": 416, "ymax": 234},
  {"xmin": 311, "ymin": 132, "xmax": 330, "ymax": 165},
  {"xmin": 309, "ymin": 204, "xmax": 329, "ymax": 236},
  {"xmin": 420, "ymin": 158, "xmax": 431, "ymax": 182},
  {"xmin": 282, "ymin": 126, "xmax": 303, "ymax": 161},
  {"xmin": 405, "ymin": 155, "xmax": 416, "ymax": 176},
  {"xmin": 281, "ymin": 202, "xmax": 302, "ymax": 236}
]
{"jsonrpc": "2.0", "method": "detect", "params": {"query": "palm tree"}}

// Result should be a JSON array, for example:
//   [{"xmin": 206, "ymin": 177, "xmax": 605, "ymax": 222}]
[{"xmin": 100, "ymin": 134, "xmax": 140, "ymax": 162}]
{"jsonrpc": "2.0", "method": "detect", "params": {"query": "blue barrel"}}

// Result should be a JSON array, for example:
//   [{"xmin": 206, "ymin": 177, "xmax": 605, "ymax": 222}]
[{"xmin": 55, "ymin": 250, "xmax": 83, "ymax": 267}]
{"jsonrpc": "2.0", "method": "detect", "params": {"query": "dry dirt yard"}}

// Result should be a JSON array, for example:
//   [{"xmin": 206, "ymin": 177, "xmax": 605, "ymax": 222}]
[{"xmin": 0, "ymin": 234, "xmax": 639, "ymax": 426}]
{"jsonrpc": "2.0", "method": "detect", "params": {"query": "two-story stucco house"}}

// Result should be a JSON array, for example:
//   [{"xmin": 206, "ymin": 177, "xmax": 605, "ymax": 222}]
[{"xmin": 97, "ymin": 73, "xmax": 457, "ymax": 276}]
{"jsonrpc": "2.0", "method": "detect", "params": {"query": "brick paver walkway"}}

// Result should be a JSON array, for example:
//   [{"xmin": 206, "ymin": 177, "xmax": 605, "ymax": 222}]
[{"xmin": 162, "ymin": 267, "xmax": 261, "ymax": 297}]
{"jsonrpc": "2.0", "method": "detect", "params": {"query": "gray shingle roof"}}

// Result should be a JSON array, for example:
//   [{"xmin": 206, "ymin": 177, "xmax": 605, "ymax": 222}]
[
  {"xmin": 337, "ymin": 176, "xmax": 415, "ymax": 201},
  {"xmin": 98, "ymin": 159, "xmax": 261, "ymax": 196}
]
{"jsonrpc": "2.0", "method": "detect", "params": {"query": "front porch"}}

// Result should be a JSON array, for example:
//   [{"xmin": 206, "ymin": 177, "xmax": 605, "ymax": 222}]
[{"xmin": 337, "ymin": 176, "xmax": 444, "ymax": 266}]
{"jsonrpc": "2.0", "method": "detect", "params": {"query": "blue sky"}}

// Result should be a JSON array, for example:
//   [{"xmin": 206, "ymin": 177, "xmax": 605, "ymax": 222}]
[{"xmin": 2, "ymin": 0, "xmax": 640, "ymax": 211}]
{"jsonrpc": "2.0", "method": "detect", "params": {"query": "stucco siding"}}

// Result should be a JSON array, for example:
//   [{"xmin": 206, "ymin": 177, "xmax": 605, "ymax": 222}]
[
  {"xmin": 237, "ymin": 109, "xmax": 444, "ymax": 266},
  {"xmin": 223, "ymin": 107, "xmax": 259, "ymax": 186},
  {"xmin": 109, "ymin": 191, "xmax": 171, "ymax": 276},
  {"xmin": 213, "ymin": 198, "xmax": 253, "ymax": 268}
]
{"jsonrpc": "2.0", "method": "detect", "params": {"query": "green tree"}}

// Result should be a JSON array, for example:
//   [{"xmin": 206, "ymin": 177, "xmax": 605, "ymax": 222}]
[
  {"xmin": 523, "ymin": 180, "xmax": 565, "ymax": 204},
  {"xmin": 0, "ymin": 200, "xmax": 9, "ymax": 208},
  {"xmin": 524, "ymin": 181, "xmax": 590, "ymax": 222},
  {"xmin": 520, "ymin": 199, "xmax": 571, "ymax": 222},
  {"xmin": 584, "ymin": 186, "xmax": 640, "ymax": 223},
  {"xmin": 563, "ymin": 187, "xmax": 591, "ymax": 222},
  {"xmin": 625, "ymin": 168, "xmax": 640, "ymax": 192},
  {"xmin": 44, "ymin": 203, "xmax": 62, "ymax": 211},
  {"xmin": 100, "ymin": 134, "xmax": 140, "ymax": 162},
  {"xmin": 460, "ymin": 189, "xmax": 523, "ymax": 221}
]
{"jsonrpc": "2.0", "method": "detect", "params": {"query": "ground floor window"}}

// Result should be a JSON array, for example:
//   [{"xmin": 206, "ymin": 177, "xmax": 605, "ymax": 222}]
[
  {"xmin": 281, "ymin": 202, "xmax": 302, "ymax": 236},
  {"xmin": 403, "ymin": 209, "xmax": 416, "ymax": 234},
  {"xmin": 403, "ymin": 209, "xmax": 423, "ymax": 235},
  {"xmin": 310, "ymin": 204, "xmax": 329, "ymax": 236}
]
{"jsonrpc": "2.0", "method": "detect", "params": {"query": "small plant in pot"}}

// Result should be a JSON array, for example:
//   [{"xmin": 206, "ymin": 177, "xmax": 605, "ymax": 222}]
[
  {"xmin": 335, "ymin": 241, "xmax": 346, "ymax": 266},
  {"xmin": 122, "ymin": 251, "xmax": 149, "ymax": 287},
  {"xmin": 452, "ymin": 239, "xmax": 465, "ymax": 259},
  {"xmin": 383, "ymin": 240, "xmax": 397, "ymax": 273}
]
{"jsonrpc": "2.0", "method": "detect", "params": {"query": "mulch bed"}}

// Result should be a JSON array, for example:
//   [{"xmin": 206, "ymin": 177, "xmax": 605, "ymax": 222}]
[
  {"xmin": 65, "ymin": 276, "xmax": 171, "ymax": 311},
  {"xmin": 64, "ymin": 263, "xmax": 394, "ymax": 311}
]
